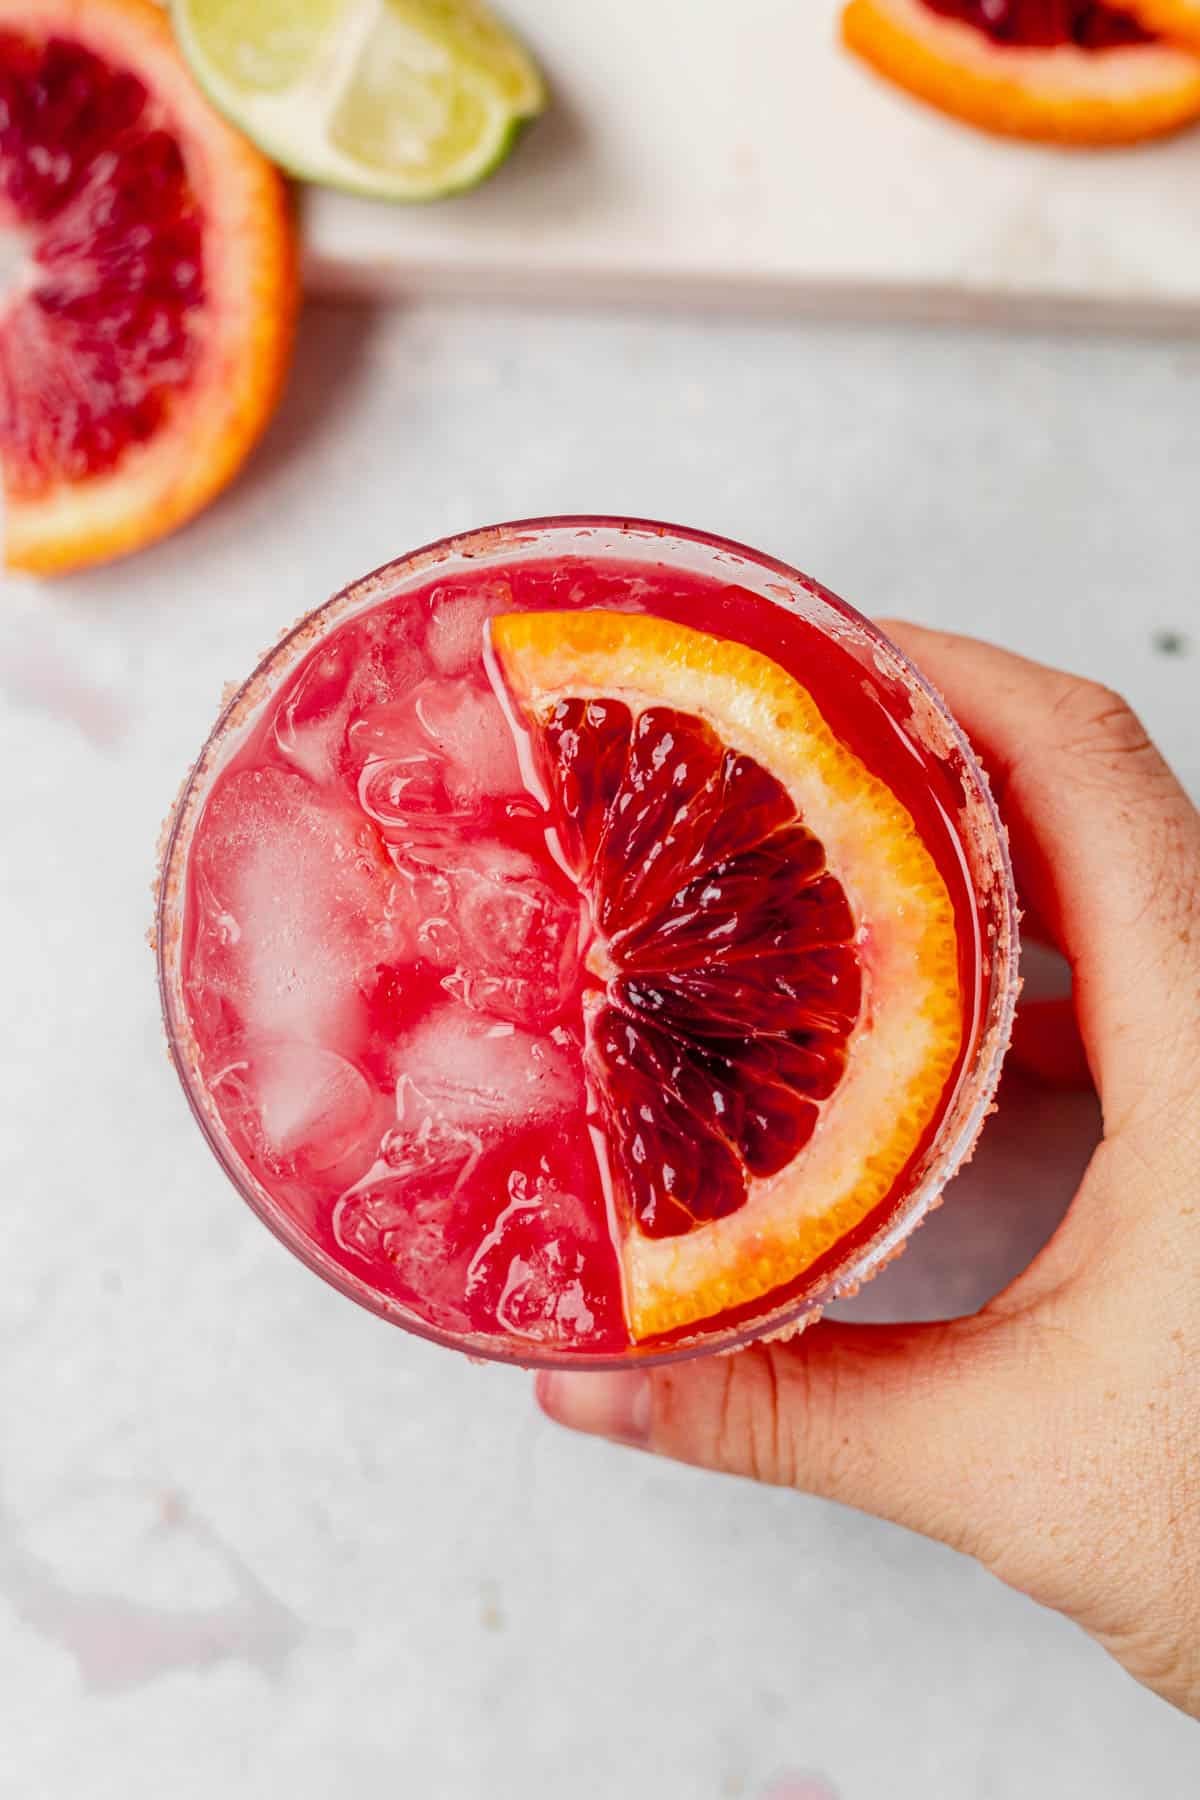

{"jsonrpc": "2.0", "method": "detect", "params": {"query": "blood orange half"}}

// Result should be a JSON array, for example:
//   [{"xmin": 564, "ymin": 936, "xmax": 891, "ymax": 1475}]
[
  {"xmin": 491, "ymin": 611, "xmax": 963, "ymax": 1341},
  {"xmin": 841, "ymin": 0, "xmax": 1200, "ymax": 144},
  {"xmin": 0, "ymin": 0, "xmax": 297, "ymax": 575}
]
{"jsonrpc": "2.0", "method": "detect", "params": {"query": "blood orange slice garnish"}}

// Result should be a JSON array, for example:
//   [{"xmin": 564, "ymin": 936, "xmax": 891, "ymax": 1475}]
[
  {"xmin": 0, "ymin": 0, "xmax": 297, "ymax": 575},
  {"xmin": 490, "ymin": 611, "xmax": 964, "ymax": 1342},
  {"xmin": 841, "ymin": 0, "xmax": 1200, "ymax": 144}
]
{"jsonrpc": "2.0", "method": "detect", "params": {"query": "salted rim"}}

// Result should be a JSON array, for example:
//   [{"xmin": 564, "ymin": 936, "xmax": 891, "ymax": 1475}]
[{"xmin": 154, "ymin": 514, "xmax": 1021, "ymax": 1371}]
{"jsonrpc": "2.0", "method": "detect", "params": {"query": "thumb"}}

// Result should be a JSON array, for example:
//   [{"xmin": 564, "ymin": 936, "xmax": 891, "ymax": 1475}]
[{"xmin": 538, "ymin": 1318, "xmax": 1029, "ymax": 1559}]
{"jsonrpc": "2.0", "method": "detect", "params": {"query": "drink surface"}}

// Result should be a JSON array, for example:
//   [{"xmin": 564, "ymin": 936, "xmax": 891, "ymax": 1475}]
[{"xmin": 179, "ymin": 555, "xmax": 983, "ymax": 1359}]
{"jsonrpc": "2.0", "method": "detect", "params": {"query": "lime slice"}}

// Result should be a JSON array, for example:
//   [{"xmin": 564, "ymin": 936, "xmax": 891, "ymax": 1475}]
[{"xmin": 171, "ymin": 0, "xmax": 546, "ymax": 200}]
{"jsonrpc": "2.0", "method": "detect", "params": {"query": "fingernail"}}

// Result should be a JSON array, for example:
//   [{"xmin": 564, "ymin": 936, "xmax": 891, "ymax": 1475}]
[{"xmin": 535, "ymin": 1369, "xmax": 652, "ymax": 1446}]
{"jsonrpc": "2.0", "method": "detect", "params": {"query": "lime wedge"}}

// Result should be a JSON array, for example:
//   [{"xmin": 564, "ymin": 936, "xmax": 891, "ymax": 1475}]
[{"xmin": 171, "ymin": 0, "xmax": 546, "ymax": 199}]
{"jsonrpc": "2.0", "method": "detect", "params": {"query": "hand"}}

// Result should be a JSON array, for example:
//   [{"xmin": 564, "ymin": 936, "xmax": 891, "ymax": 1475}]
[{"xmin": 536, "ymin": 624, "xmax": 1200, "ymax": 1718}]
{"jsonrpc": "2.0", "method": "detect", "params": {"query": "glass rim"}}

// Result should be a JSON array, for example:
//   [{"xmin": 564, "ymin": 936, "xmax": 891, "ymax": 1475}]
[{"xmin": 156, "ymin": 514, "xmax": 1021, "ymax": 1371}]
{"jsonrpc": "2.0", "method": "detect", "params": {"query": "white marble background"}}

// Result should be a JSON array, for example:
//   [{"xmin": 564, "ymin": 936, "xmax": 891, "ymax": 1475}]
[{"xmin": 1, "ymin": 301, "xmax": 1198, "ymax": 1798}]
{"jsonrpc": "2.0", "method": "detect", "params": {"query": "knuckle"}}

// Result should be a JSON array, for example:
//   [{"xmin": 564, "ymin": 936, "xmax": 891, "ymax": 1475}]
[
  {"xmin": 772, "ymin": 1336, "xmax": 873, "ymax": 1498},
  {"xmin": 1045, "ymin": 677, "xmax": 1158, "ymax": 775},
  {"xmin": 715, "ymin": 1348, "xmax": 790, "ymax": 1485},
  {"xmin": 710, "ymin": 1357, "xmax": 745, "ymax": 1472},
  {"xmin": 682, "ymin": 1347, "xmax": 801, "ymax": 1487},
  {"xmin": 651, "ymin": 1365, "xmax": 691, "ymax": 1454}
]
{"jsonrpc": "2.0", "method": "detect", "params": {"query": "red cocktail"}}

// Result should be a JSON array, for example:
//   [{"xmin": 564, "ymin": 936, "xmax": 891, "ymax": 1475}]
[{"xmin": 156, "ymin": 519, "xmax": 1018, "ymax": 1366}]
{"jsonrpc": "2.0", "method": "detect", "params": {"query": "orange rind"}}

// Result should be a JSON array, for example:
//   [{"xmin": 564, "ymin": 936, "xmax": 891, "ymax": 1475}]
[{"xmin": 1112, "ymin": 1, "xmax": 1200, "ymax": 51}]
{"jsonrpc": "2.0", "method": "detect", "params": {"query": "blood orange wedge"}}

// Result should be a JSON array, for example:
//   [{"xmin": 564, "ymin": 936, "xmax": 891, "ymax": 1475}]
[
  {"xmin": 840, "ymin": 0, "xmax": 1200, "ymax": 144},
  {"xmin": 490, "ymin": 611, "xmax": 964, "ymax": 1342},
  {"xmin": 0, "ymin": 0, "xmax": 297, "ymax": 575}
]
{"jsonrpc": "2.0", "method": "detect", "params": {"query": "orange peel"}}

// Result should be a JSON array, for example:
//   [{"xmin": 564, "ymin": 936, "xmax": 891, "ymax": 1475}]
[{"xmin": 1112, "ymin": 1, "xmax": 1200, "ymax": 50}]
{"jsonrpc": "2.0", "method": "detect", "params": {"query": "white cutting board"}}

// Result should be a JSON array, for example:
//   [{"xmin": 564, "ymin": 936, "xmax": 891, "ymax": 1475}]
[{"xmin": 304, "ymin": 1, "xmax": 1200, "ymax": 326}]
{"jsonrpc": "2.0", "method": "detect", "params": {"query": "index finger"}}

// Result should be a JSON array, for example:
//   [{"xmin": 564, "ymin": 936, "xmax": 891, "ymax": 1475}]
[{"xmin": 880, "ymin": 621, "xmax": 1200, "ymax": 1131}]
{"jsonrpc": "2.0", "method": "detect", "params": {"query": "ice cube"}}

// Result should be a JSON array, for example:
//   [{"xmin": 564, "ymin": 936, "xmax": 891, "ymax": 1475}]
[
  {"xmin": 392, "ymin": 1007, "xmax": 580, "ymax": 1143},
  {"xmin": 215, "ymin": 1042, "xmax": 375, "ymax": 1173},
  {"xmin": 332, "ymin": 1175, "xmax": 474, "ymax": 1333},
  {"xmin": 381, "ymin": 1075, "xmax": 484, "ymax": 1183},
  {"xmin": 274, "ymin": 616, "xmax": 423, "ymax": 787},
  {"xmin": 333, "ymin": 1178, "xmax": 412, "ymax": 1263},
  {"xmin": 426, "ymin": 580, "xmax": 512, "ymax": 677},
  {"xmin": 347, "ymin": 693, "xmax": 449, "ymax": 829},
  {"xmin": 464, "ymin": 1170, "xmax": 604, "ymax": 1344},
  {"xmin": 357, "ymin": 752, "xmax": 447, "ymax": 829},
  {"xmin": 376, "ymin": 853, "xmax": 456, "ymax": 966},
  {"xmin": 385, "ymin": 841, "xmax": 579, "ymax": 1026},
  {"xmin": 443, "ymin": 865, "xmax": 578, "ymax": 1025},
  {"xmin": 348, "ymin": 677, "xmax": 523, "ymax": 825},
  {"xmin": 190, "ymin": 768, "xmax": 392, "ymax": 1049},
  {"xmin": 272, "ymin": 638, "xmax": 355, "ymax": 785},
  {"xmin": 415, "ymin": 680, "xmax": 523, "ymax": 803},
  {"xmin": 347, "ymin": 698, "xmax": 426, "ymax": 766}
]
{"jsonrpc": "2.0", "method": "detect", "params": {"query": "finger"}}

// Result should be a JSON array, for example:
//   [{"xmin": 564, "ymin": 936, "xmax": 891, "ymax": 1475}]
[
  {"xmin": 1009, "ymin": 995, "xmax": 1092, "ymax": 1088},
  {"xmin": 878, "ymin": 621, "xmax": 1200, "ymax": 1129},
  {"xmin": 537, "ymin": 1319, "xmax": 1031, "ymax": 1560}
]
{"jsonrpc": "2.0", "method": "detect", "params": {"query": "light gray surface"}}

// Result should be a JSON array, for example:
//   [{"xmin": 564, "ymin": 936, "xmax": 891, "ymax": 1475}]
[{"xmin": 1, "ymin": 301, "xmax": 1197, "ymax": 1799}]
